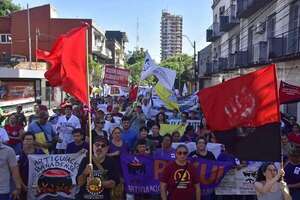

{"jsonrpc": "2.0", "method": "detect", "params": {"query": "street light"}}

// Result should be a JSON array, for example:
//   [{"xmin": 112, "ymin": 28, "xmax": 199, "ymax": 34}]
[{"xmin": 182, "ymin": 34, "xmax": 197, "ymax": 91}]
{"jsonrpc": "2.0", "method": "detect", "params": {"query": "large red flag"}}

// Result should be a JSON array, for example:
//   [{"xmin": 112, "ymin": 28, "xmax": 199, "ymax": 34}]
[
  {"xmin": 198, "ymin": 64, "xmax": 280, "ymax": 131},
  {"xmin": 279, "ymin": 81, "xmax": 300, "ymax": 104},
  {"xmin": 37, "ymin": 26, "xmax": 88, "ymax": 105}
]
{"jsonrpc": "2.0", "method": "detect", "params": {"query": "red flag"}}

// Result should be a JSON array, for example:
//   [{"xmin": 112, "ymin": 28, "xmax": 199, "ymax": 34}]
[
  {"xmin": 279, "ymin": 81, "xmax": 300, "ymax": 104},
  {"xmin": 198, "ymin": 64, "xmax": 280, "ymax": 131},
  {"xmin": 37, "ymin": 26, "xmax": 88, "ymax": 105},
  {"xmin": 129, "ymin": 86, "xmax": 138, "ymax": 102}
]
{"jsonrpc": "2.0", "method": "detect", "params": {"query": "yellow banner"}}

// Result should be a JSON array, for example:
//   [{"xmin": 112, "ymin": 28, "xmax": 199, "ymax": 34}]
[
  {"xmin": 160, "ymin": 124, "xmax": 187, "ymax": 136},
  {"xmin": 155, "ymin": 83, "xmax": 179, "ymax": 111}
]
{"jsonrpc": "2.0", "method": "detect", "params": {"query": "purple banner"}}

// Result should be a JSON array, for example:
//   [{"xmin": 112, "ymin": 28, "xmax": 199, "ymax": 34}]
[{"xmin": 121, "ymin": 154, "xmax": 234, "ymax": 194}]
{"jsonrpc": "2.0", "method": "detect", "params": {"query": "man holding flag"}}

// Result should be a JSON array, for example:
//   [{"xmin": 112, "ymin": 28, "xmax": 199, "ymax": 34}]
[{"xmin": 37, "ymin": 24, "xmax": 106, "ymax": 197}]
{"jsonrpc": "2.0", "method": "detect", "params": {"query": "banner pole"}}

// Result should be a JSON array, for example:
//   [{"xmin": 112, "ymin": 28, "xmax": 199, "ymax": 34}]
[{"xmin": 85, "ymin": 27, "xmax": 93, "ymax": 175}]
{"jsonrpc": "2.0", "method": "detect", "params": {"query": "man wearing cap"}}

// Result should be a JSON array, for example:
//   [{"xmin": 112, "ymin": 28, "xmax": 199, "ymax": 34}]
[
  {"xmin": 77, "ymin": 136, "xmax": 120, "ymax": 200},
  {"xmin": 28, "ymin": 110, "xmax": 57, "ymax": 154},
  {"xmin": 56, "ymin": 104, "xmax": 81, "ymax": 153}
]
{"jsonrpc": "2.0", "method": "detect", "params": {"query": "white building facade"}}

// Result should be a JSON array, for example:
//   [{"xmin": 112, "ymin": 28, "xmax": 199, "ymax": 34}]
[{"xmin": 200, "ymin": 0, "xmax": 300, "ymax": 119}]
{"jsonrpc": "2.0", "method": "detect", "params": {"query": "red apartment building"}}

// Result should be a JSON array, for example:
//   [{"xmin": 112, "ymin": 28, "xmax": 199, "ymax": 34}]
[
  {"xmin": 0, "ymin": 4, "xmax": 104, "ymax": 62},
  {"xmin": 0, "ymin": 4, "xmax": 122, "ymax": 110}
]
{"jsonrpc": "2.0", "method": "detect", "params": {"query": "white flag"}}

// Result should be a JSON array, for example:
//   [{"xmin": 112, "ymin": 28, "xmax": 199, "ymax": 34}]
[
  {"xmin": 182, "ymin": 83, "xmax": 188, "ymax": 96},
  {"xmin": 141, "ymin": 51, "xmax": 159, "ymax": 80},
  {"xmin": 141, "ymin": 51, "xmax": 176, "ymax": 90}
]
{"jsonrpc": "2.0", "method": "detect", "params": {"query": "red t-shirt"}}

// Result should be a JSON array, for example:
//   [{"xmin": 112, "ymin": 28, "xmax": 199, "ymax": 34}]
[
  {"xmin": 4, "ymin": 124, "xmax": 22, "ymax": 145},
  {"xmin": 160, "ymin": 161, "xmax": 199, "ymax": 200},
  {"xmin": 288, "ymin": 133, "xmax": 300, "ymax": 144}
]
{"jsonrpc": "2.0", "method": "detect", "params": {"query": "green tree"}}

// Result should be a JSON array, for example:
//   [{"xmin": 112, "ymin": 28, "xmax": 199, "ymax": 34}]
[
  {"xmin": 0, "ymin": 0, "xmax": 21, "ymax": 16},
  {"xmin": 125, "ymin": 48, "xmax": 156, "ymax": 86},
  {"xmin": 160, "ymin": 54, "xmax": 193, "ymax": 90},
  {"xmin": 88, "ymin": 56, "xmax": 103, "ymax": 86}
]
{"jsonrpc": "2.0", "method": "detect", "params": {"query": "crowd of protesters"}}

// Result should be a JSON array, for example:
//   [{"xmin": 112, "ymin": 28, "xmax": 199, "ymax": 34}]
[{"xmin": 0, "ymin": 94, "xmax": 299, "ymax": 200}]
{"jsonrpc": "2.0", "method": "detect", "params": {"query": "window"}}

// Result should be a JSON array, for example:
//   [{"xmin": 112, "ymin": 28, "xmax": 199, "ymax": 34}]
[
  {"xmin": 0, "ymin": 34, "xmax": 12, "ymax": 44},
  {"xmin": 266, "ymin": 13, "xmax": 276, "ymax": 39}
]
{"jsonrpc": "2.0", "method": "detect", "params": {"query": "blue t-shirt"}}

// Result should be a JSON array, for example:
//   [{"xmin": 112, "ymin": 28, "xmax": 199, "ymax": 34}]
[
  {"xmin": 66, "ymin": 142, "xmax": 89, "ymax": 153},
  {"xmin": 28, "ymin": 121, "xmax": 56, "ymax": 142},
  {"xmin": 121, "ymin": 129, "xmax": 137, "ymax": 149}
]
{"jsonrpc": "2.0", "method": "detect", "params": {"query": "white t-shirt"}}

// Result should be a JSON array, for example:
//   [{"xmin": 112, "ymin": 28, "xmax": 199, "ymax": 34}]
[
  {"xmin": 0, "ymin": 128, "xmax": 9, "ymax": 143},
  {"xmin": 56, "ymin": 115, "xmax": 81, "ymax": 150},
  {"xmin": 103, "ymin": 121, "xmax": 119, "ymax": 135}
]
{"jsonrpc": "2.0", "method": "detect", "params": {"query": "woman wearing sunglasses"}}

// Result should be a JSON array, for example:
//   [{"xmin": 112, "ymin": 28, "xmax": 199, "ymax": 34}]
[
  {"xmin": 92, "ymin": 117, "xmax": 108, "ymax": 139},
  {"xmin": 160, "ymin": 144, "xmax": 201, "ymax": 200}
]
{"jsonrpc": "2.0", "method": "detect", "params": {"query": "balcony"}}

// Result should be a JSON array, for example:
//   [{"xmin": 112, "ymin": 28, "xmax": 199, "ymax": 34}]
[
  {"xmin": 220, "ymin": 5, "xmax": 239, "ymax": 32},
  {"xmin": 207, "ymin": 22, "xmax": 222, "ymax": 42},
  {"xmin": 237, "ymin": 0, "xmax": 273, "ymax": 18},
  {"xmin": 252, "ymin": 41, "xmax": 268, "ymax": 64},
  {"xmin": 228, "ymin": 51, "xmax": 249, "ymax": 68},
  {"xmin": 92, "ymin": 44, "xmax": 112, "ymax": 60},
  {"xmin": 268, "ymin": 27, "xmax": 300, "ymax": 61},
  {"xmin": 211, "ymin": 57, "xmax": 228, "ymax": 73},
  {"xmin": 204, "ymin": 62, "xmax": 213, "ymax": 75}
]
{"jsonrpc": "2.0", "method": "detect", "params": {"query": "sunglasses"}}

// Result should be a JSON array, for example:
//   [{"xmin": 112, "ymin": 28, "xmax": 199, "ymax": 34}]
[
  {"xmin": 94, "ymin": 143, "xmax": 107, "ymax": 148},
  {"xmin": 177, "ymin": 151, "xmax": 188, "ymax": 155},
  {"xmin": 96, "ymin": 121, "xmax": 105, "ymax": 124}
]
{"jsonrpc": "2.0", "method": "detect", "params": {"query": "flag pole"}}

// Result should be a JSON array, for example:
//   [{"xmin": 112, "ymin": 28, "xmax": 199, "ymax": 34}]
[{"xmin": 85, "ymin": 27, "xmax": 93, "ymax": 175}]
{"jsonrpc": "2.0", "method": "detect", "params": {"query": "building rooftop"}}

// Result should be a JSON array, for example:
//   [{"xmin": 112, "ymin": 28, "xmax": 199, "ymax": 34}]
[{"xmin": 105, "ymin": 31, "xmax": 128, "ymax": 43}]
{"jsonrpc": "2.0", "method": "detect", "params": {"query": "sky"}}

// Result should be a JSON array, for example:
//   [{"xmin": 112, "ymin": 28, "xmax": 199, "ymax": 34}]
[{"xmin": 13, "ymin": 0, "xmax": 212, "ymax": 62}]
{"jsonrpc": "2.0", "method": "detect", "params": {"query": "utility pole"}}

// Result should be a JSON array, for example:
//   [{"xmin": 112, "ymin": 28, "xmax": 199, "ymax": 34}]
[
  {"xmin": 35, "ymin": 28, "xmax": 39, "ymax": 69},
  {"xmin": 193, "ymin": 41, "xmax": 197, "ymax": 91},
  {"xmin": 183, "ymin": 35, "xmax": 197, "ymax": 92},
  {"xmin": 27, "ymin": 4, "xmax": 32, "ymax": 69}
]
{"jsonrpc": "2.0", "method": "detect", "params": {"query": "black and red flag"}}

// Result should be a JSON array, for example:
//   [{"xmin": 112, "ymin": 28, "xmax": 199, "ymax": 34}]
[
  {"xmin": 279, "ymin": 81, "xmax": 300, "ymax": 104},
  {"xmin": 197, "ymin": 64, "xmax": 281, "ymax": 161}
]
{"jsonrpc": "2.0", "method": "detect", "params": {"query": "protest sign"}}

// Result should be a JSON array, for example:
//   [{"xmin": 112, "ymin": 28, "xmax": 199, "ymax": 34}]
[
  {"xmin": 103, "ymin": 65, "xmax": 130, "ymax": 87},
  {"xmin": 121, "ymin": 153, "xmax": 233, "ymax": 195},
  {"xmin": 215, "ymin": 162, "xmax": 280, "ymax": 195},
  {"xmin": 27, "ymin": 152, "xmax": 86, "ymax": 200}
]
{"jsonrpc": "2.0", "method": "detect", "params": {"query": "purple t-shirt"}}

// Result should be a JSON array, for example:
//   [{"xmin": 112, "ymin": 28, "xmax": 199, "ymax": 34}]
[
  {"xmin": 109, "ymin": 142, "xmax": 128, "ymax": 154},
  {"xmin": 284, "ymin": 162, "xmax": 300, "ymax": 185},
  {"xmin": 109, "ymin": 142, "xmax": 128, "ymax": 177},
  {"xmin": 153, "ymin": 148, "xmax": 176, "ymax": 159},
  {"xmin": 66, "ymin": 141, "xmax": 89, "ymax": 153}
]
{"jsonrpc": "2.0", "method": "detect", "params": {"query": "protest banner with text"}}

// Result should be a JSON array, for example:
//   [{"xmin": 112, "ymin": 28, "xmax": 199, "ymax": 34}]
[
  {"xmin": 103, "ymin": 65, "xmax": 130, "ymax": 87},
  {"xmin": 27, "ymin": 152, "xmax": 86, "ymax": 200},
  {"xmin": 121, "ymin": 153, "xmax": 234, "ymax": 195}
]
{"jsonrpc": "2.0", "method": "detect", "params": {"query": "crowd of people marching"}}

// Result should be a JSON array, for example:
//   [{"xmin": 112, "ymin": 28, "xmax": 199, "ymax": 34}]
[{"xmin": 0, "ymin": 94, "xmax": 300, "ymax": 200}]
